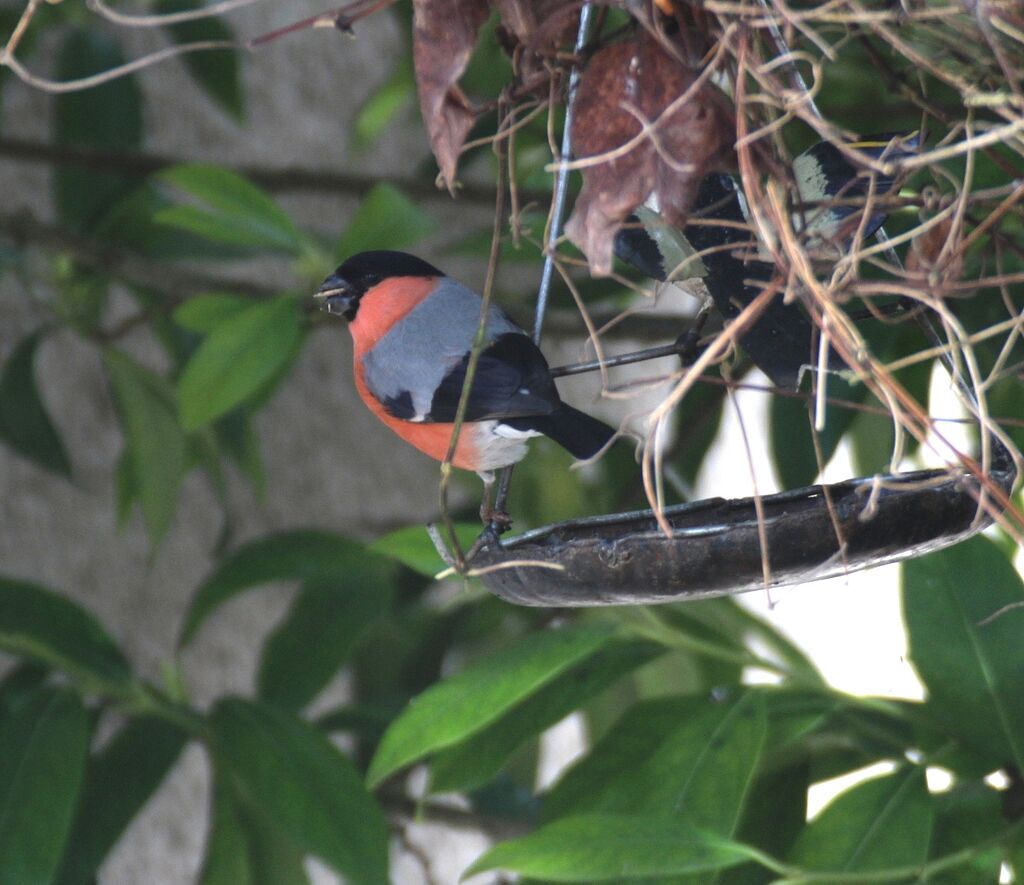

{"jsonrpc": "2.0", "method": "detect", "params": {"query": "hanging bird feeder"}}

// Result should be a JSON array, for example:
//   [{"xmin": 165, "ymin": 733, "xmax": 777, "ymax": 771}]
[{"xmin": 458, "ymin": 5, "xmax": 1021, "ymax": 606}]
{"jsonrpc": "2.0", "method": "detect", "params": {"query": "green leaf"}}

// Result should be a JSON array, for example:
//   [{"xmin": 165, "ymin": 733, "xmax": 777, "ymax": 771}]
[
  {"xmin": 157, "ymin": 0, "xmax": 244, "ymax": 120},
  {"xmin": 988, "ymin": 370, "xmax": 1024, "ymax": 465},
  {"xmin": 239, "ymin": 802, "xmax": 311, "ymax": 885},
  {"xmin": 760, "ymin": 690, "xmax": 914, "ymax": 783},
  {"xmin": 429, "ymin": 640, "xmax": 664, "ymax": 793},
  {"xmin": 544, "ymin": 696, "xmax": 702, "ymax": 819},
  {"xmin": 0, "ymin": 332, "xmax": 72, "ymax": 476},
  {"xmin": 54, "ymin": 29, "xmax": 143, "ymax": 230},
  {"xmin": 0, "ymin": 687, "xmax": 91, "ymax": 885},
  {"xmin": 316, "ymin": 702, "xmax": 393, "ymax": 741},
  {"xmin": 927, "ymin": 781, "xmax": 1004, "ymax": 885},
  {"xmin": 335, "ymin": 183, "xmax": 435, "ymax": 260},
  {"xmin": 848, "ymin": 405, "xmax": 896, "ymax": 478},
  {"xmin": 682, "ymin": 598, "xmax": 824, "ymax": 686},
  {"xmin": 200, "ymin": 777, "xmax": 254, "ymax": 885},
  {"xmin": 368, "ymin": 523, "xmax": 481, "ymax": 577},
  {"xmin": 153, "ymin": 205, "xmax": 277, "ymax": 250},
  {"xmin": 719, "ymin": 760, "xmax": 808, "ymax": 885},
  {"xmin": 465, "ymin": 815, "xmax": 762, "ymax": 881},
  {"xmin": 104, "ymin": 349, "xmax": 187, "ymax": 545},
  {"xmin": 174, "ymin": 293, "xmax": 254, "ymax": 334},
  {"xmin": 632, "ymin": 205, "xmax": 709, "ymax": 280},
  {"xmin": 608, "ymin": 601, "xmax": 752, "ymax": 698},
  {"xmin": 903, "ymin": 534, "xmax": 1024, "ymax": 769},
  {"xmin": 788, "ymin": 766, "xmax": 933, "ymax": 871},
  {"xmin": 52, "ymin": 263, "xmax": 109, "ymax": 334},
  {"xmin": 55, "ymin": 718, "xmax": 188, "ymax": 885},
  {"xmin": 769, "ymin": 375, "xmax": 864, "ymax": 490},
  {"xmin": 0, "ymin": 576, "xmax": 132, "ymax": 689},
  {"xmin": 93, "ymin": 184, "xmax": 252, "ymax": 262},
  {"xmin": 354, "ymin": 58, "xmax": 414, "ymax": 148},
  {"xmin": 459, "ymin": 11, "xmax": 515, "ymax": 100},
  {"xmin": 123, "ymin": 285, "xmax": 193, "ymax": 363},
  {"xmin": 543, "ymin": 691, "xmax": 767, "ymax": 836},
  {"xmin": 211, "ymin": 698, "xmax": 388, "ymax": 885},
  {"xmin": 367, "ymin": 623, "xmax": 618, "ymax": 787},
  {"xmin": 810, "ymin": 317, "xmax": 925, "ymax": 478},
  {"xmin": 181, "ymin": 530, "xmax": 377, "ymax": 646},
  {"xmin": 200, "ymin": 775, "xmax": 310, "ymax": 885},
  {"xmin": 176, "ymin": 295, "xmax": 301, "ymax": 430},
  {"xmin": 214, "ymin": 409, "xmax": 265, "ymax": 496},
  {"xmin": 258, "ymin": 567, "xmax": 395, "ymax": 712},
  {"xmin": 156, "ymin": 164, "xmax": 302, "ymax": 253},
  {"xmin": 0, "ymin": 664, "xmax": 50, "ymax": 721},
  {"xmin": 850, "ymin": 330, "xmax": 932, "ymax": 472},
  {"xmin": 815, "ymin": 39, "xmax": 930, "ymax": 135}
]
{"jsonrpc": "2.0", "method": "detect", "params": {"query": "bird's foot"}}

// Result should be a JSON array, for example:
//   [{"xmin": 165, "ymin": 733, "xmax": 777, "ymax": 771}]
[
  {"xmin": 677, "ymin": 300, "xmax": 713, "ymax": 365},
  {"xmin": 478, "ymin": 469, "xmax": 512, "ymax": 536},
  {"xmin": 676, "ymin": 330, "xmax": 705, "ymax": 366},
  {"xmin": 480, "ymin": 504, "xmax": 513, "ymax": 536}
]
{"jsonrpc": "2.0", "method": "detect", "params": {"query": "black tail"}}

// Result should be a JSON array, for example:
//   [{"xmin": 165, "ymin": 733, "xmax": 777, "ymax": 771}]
[{"xmin": 506, "ymin": 404, "xmax": 616, "ymax": 460}]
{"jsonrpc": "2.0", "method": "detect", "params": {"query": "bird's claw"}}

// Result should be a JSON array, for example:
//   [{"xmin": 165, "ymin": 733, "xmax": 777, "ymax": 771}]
[{"xmin": 481, "ymin": 506, "xmax": 513, "ymax": 536}]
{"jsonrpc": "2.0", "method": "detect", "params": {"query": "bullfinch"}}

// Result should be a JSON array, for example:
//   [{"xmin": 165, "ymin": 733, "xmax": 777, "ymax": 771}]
[{"xmin": 314, "ymin": 250, "xmax": 616, "ymax": 519}]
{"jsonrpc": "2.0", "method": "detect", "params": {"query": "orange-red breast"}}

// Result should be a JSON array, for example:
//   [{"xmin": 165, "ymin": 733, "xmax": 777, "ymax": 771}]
[{"xmin": 315, "ymin": 251, "xmax": 614, "ymax": 502}]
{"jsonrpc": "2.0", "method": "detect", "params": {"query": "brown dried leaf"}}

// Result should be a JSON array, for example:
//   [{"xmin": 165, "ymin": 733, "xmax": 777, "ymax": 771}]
[
  {"xmin": 495, "ymin": 0, "xmax": 579, "ymax": 51},
  {"xmin": 907, "ymin": 215, "xmax": 961, "ymax": 283},
  {"xmin": 412, "ymin": 0, "xmax": 491, "ymax": 192},
  {"xmin": 493, "ymin": 0, "xmax": 580, "ymax": 93},
  {"xmin": 565, "ymin": 34, "xmax": 736, "ymax": 275},
  {"xmin": 494, "ymin": 0, "xmax": 538, "ymax": 42}
]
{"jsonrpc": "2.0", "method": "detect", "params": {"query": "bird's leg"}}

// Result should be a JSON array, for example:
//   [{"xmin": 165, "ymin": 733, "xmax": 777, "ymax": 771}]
[
  {"xmin": 676, "ymin": 299, "xmax": 714, "ymax": 366},
  {"xmin": 478, "ymin": 471, "xmax": 512, "ymax": 533},
  {"xmin": 478, "ymin": 471, "xmax": 495, "ymax": 523}
]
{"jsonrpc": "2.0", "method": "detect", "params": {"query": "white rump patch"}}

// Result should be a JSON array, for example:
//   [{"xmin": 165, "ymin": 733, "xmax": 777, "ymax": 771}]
[
  {"xmin": 471, "ymin": 421, "xmax": 535, "ymax": 471},
  {"xmin": 494, "ymin": 423, "xmax": 542, "ymax": 440}
]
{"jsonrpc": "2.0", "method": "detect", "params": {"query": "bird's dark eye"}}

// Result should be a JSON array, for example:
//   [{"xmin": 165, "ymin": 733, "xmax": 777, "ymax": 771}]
[{"xmin": 364, "ymin": 272, "xmax": 382, "ymax": 286}]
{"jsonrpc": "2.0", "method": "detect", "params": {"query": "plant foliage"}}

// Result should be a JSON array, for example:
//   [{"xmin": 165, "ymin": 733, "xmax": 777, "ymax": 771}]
[{"xmin": 0, "ymin": 0, "xmax": 1022, "ymax": 882}]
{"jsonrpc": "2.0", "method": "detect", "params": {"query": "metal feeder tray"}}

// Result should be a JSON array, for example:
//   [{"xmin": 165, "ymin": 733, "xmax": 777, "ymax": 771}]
[{"xmin": 475, "ymin": 454, "xmax": 1017, "ymax": 607}]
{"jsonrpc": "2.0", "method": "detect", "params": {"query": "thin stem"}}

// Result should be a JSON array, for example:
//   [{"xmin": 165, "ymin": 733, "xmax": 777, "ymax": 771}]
[
  {"xmin": 438, "ymin": 110, "xmax": 509, "ymax": 570},
  {"xmin": 3, "ymin": 40, "xmax": 239, "ymax": 93},
  {"xmin": 491, "ymin": 4, "xmax": 593, "ymax": 525},
  {"xmin": 86, "ymin": 0, "xmax": 268, "ymax": 26},
  {"xmin": 124, "ymin": 683, "xmax": 209, "ymax": 737}
]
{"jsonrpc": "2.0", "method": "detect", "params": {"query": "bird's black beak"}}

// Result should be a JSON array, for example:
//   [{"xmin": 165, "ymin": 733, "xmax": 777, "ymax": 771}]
[{"xmin": 314, "ymin": 274, "xmax": 358, "ymax": 320}]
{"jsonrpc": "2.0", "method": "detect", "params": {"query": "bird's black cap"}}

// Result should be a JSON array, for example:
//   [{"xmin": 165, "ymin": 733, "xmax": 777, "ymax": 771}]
[
  {"xmin": 315, "ymin": 251, "xmax": 443, "ymax": 320},
  {"xmin": 337, "ymin": 251, "xmax": 442, "ymax": 290}
]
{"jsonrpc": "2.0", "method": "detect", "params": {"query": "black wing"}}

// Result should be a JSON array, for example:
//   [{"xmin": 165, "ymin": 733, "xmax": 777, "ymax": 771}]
[
  {"xmin": 424, "ymin": 332, "xmax": 561, "ymax": 423},
  {"xmin": 686, "ymin": 174, "xmax": 822, "ymax": 390},
  {"xmin": 615, "ymin": 214, "xmax": 668, "ymax": 281}
]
